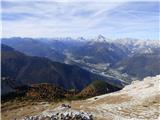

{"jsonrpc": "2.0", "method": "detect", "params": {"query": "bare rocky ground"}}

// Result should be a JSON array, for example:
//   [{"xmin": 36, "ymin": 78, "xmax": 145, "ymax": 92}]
[
  {"xmin": 1, "ymin": 75, "xmax": 160, "ymax": 120},
  {"xmin": 71, "ymin": 75, "xmax": 160, "ymax": 120},
  {"xmin": 21, "ymin": 104, "xmax": 93, "ymax": 120}
]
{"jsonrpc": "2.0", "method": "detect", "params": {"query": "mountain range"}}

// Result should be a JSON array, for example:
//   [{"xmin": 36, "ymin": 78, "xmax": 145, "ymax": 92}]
[
  {"xmin": 1, "ymin": 36, "xmax": 160, "ymax": 120},
  {"xmin": 2, "ymin": 36, "xmax": 160, "ymax": 82},
  {"xmin": 1, "ymin": 44, "xmax": 122, "ymax": 100}
]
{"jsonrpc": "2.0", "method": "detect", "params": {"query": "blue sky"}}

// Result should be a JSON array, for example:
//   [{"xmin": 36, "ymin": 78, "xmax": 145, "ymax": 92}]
[{"xmin": 1, "ymin": 0, "xmax": 160, "ymax": 40}]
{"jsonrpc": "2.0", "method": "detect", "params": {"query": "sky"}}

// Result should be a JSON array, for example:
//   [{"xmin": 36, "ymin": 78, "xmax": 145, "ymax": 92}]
[{"xmin": 1, "ymin": 0, "xmax": 160, "ymax": 40}]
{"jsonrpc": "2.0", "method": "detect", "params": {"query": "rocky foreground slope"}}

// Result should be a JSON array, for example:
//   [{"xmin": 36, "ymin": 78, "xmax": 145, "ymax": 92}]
[
  {"xmin": 72, "ymin": 75, "xmax": 160, "ymax": 120},
  {"xmin": 19, "ymin": 75, "xmax": 160, "ymax": 120}
]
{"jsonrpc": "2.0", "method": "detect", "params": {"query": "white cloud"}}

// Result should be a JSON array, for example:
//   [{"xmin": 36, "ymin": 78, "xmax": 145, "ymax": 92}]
[
  {"xmin": 2, "ymin": 1, "xmax": 123, "ymax": 37},
  {"xmin": 1, "ymin": 0, "xmax": 159, "ymax": 39}
]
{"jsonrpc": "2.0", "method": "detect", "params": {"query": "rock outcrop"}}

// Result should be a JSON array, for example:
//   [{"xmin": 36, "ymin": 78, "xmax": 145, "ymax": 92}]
[{"xmin": 21, "ymin": 104, "xmax": 93, "ymax": 120}]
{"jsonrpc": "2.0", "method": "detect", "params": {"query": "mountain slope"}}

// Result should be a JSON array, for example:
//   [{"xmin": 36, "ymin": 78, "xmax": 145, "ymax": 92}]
[
  {"xmin": 71, "ymin": 75, "xmax": 160, "ymax": 120},
  {"xmin": 12, "ymin": 75, "xmax": 160, "ymax": 120},
  {"xmin": 112, "ymin": 38, "xmax": 160, "ymax": 55},
  {"xmin": 2, "ymin": 37, "xmax": 66, "ymax": 62},
  {"xmin": 26, "ymin": 83, "xmax": 67, "ymax": 100},
  {"xmin": 1, "ymin": 44, "xmax": 123, "ymax": 92},
  {"xmin": 70, "ymin": 38, "xmax": 127, "ymax": 65},
  {"xmin": 77, "ymin": 80, "xmax": 121, "ymax": 98},
  {"xmin": 114, "ymin": 53, "xmax": 160, "ymax": 79}
]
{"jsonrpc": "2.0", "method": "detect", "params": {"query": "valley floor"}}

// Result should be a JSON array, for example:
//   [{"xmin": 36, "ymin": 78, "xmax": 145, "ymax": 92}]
[{"xmin": 1, "ymin": 75, "xmax": 160, "ymax": 120}]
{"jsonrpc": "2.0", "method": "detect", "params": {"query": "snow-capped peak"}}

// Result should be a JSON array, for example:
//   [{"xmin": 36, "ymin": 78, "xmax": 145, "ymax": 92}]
[
  {"xmin": 88, "ymin": 35, "xmax": 107, "ymax": 45},
  {"xmin": 76, "ymin": 37, "xmax": 86, "ymax": 41},
  {"xmin": 96, "ymin": 35, "xmax": 106, "ymax": 42}
]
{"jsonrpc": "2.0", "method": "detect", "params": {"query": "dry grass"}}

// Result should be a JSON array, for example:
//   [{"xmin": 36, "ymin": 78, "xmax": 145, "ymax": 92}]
[
  {"xmin": 1, "ymin": 100, "xmax": 72, "ymax": 120},
  {"xmin": 93, "ymin": 93, "xmax": 132, "ymax": 104},
  {"xmin": 2, "ymin": 101, "xmax": 48, "ymax": 120},
  {"xmin": 1, "ymin": 91, "xmax": 159, "ymax": 120}
]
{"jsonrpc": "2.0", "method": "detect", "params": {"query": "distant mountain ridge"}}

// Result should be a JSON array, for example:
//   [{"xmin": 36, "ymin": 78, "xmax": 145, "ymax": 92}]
[
  {"xmin": 2, "ymin": 37, "xmax": 66, "ymax": 62},
  {"xmin": 2, "ymin": 36, "xmax": 160, "ymax": 80}
]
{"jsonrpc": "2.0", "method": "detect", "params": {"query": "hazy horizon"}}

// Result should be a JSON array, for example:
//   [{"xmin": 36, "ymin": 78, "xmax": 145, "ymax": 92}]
[{"xmin": 1, "ymin": 35, "xmax": 159, "ymax": 41}]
